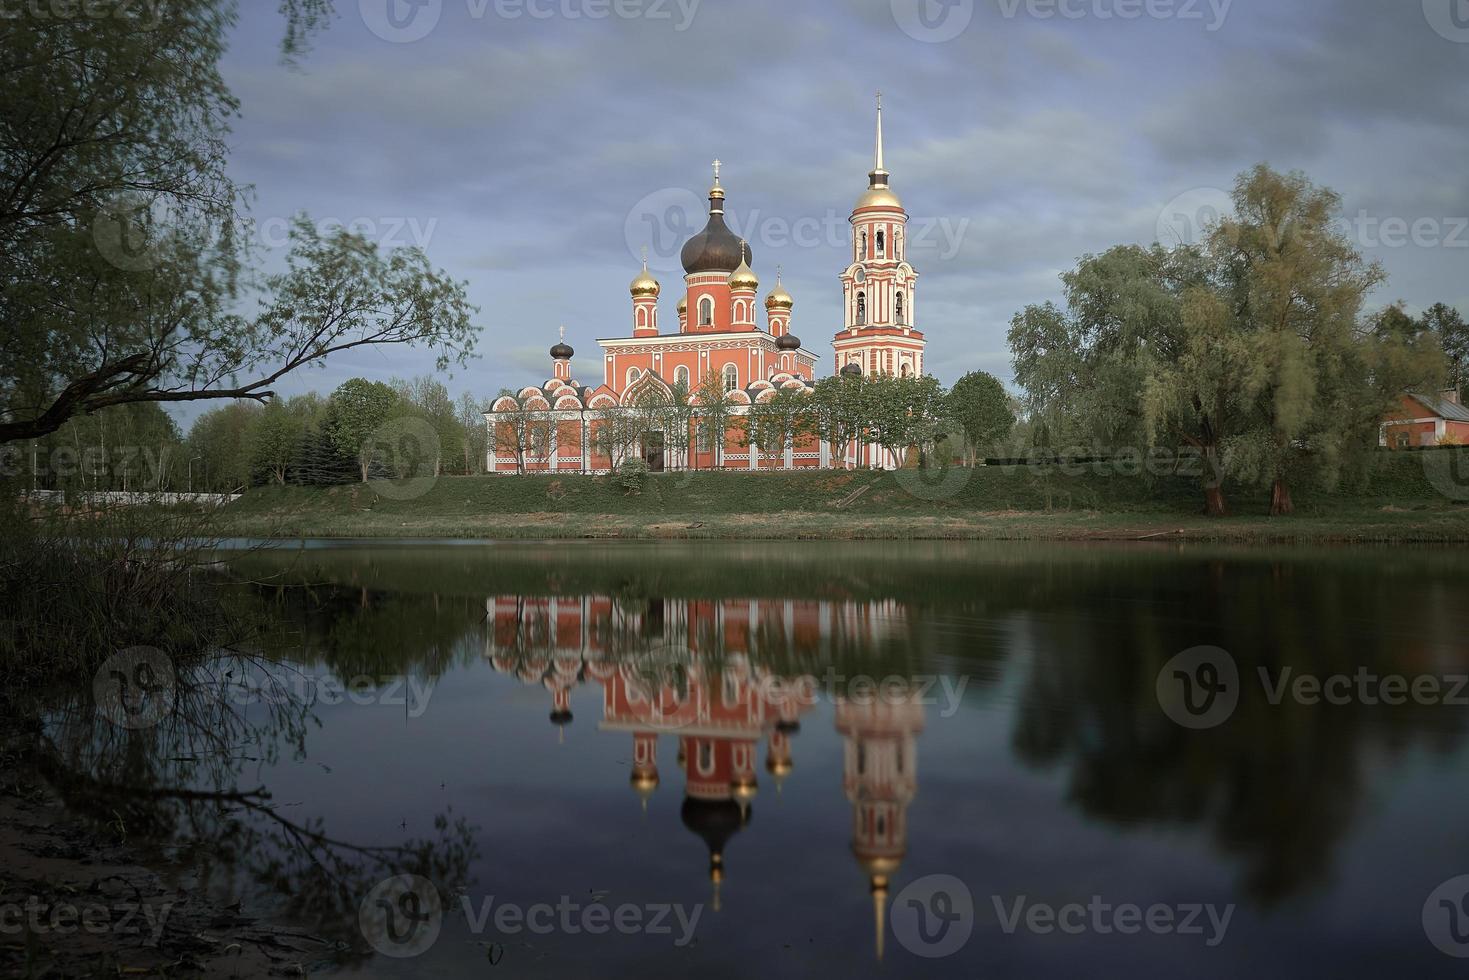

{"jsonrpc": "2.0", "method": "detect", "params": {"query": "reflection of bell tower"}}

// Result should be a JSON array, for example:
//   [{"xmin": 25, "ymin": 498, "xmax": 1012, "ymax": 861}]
[{"xmin": 836, "ymin": 692, "xmax": 925, "ymax": 960}]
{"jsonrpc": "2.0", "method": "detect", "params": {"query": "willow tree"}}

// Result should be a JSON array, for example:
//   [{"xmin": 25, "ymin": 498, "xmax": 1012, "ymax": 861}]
[
  {"xmin": 1197, "ymin": 167, "xmax": 1386, "ymax": 515},
  {"xmin": 0, "ymin": 2, "xmax": 477, "ymax": 446},
  {"xmin": 1009, "ymin": 244, "xmax": 1231, "ymax": 512}
]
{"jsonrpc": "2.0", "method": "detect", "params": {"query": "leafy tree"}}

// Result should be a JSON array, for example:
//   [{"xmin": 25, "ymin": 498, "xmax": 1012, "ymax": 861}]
[
  {"xmin": 325, "ymin": 379, "xmax": 401, "ymax": 483},
  {"xmin": 743, "ymin": 388, "xmax": 812, "ymax": 466},
  {"xmin": 946, "ymin": 371, "xmax": 1016, "ymax": 465},
  {"xmin": 457, "ymin": 393, "xmax": 489, "ymax": 476},
  {"xmin": 692, "ymin": 372, "xmax": 736, "ymax": 469},
  {"xmin": 494, "ymin": 392, "xmax": 555, "ymax": 475},
  {"xmin": 1009, "ymin": 243, "xmax": 1229, "ymax": 509},
  {"xmin": 1200, "ymin": 166, "xmax": 1385, "ymax": 515},
  {"xmin": 250, "ymin": 399, "xmax": 306, "ymax": 485},
  {"xmin": 1420, "ymin": 303, "xmax": 1468, "ymax": 399},
  {"xmin": 810, "ymin": 375, "xmax": 867, "ymax": 469},
  {"xmin": 861, "ymin": 374, "xmax": 946, "ymax": 468},
  {"xmin": 0, "ymin": 5, "xmax": 478, "ymax": 446},
  {"xmin": 186, "ymin": 402, "xmax": 260, "ymax": 492}
]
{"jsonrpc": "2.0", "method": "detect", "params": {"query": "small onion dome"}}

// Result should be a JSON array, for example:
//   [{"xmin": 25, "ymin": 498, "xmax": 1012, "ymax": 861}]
[
  {"xmin": 766, "ymin": 756, "xmax": 793, "ymax": 777},
  {"xmin": 765, "ymin": 282, "xmax": 793, "ymax": 311},
  {"xmin": 728, "ymin": 251, "xmax": 758, "ymax": 292},
  {"xmin": 841, "ymin": 362, "xmax": 863, "ymax": 378},
  {"xmin": 775, "ymin": 719, "xmax": 800, "ymax": 734},
  {"xmin": 630, "ymin": 771, "xmax": 659, "ymax": 801},
  {"xmin": 776, "ymin": 333, "xmax": 801, "ymax": 351},
  {"xmin": 549, "ymin": 708, "xmax": 573, "ymax": 726},
  {"xmin": 550, "ymin": 340, "xmax": 574, "ymax": 360},
  {"xmin": 856, "ymin": 854, "xmax": 903, "ymax": 878},
  {"xmin": 630, "ymin": 264, "xmax": 660, "ymax": 298},
  {"xmin": 677, "ymin": 296, "xmax": 688, "ymax": 315},
  {"xmin": 730, "ymin": 776, "xmax": 758, "ymax": 803}
]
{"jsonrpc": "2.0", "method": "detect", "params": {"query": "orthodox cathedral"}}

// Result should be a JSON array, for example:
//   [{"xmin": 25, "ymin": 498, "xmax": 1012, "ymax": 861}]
[{"xmin": 486, "ymin": 97, "xmax": 927, "ymax": 473}]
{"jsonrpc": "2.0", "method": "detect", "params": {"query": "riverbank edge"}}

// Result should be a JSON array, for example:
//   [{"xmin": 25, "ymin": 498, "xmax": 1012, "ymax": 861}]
[
  {"xmin": 0, "ymin": 734, "xmax": 334, "ymax": 977},
  {"xmin": 212, "ymin": 509, "xmax": 1469, "ymax": 545}
]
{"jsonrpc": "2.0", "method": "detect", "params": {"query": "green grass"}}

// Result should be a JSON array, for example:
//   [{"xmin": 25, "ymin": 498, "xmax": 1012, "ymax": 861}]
[{"xmin": 213, "ymin": 453, "xmax": 1469, "ymax": 543}]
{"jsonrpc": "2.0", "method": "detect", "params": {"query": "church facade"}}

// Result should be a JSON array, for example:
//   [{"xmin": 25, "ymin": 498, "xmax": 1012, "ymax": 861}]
[{"xmin": 485, "ymin": 98, "xmax": 927, "ymax": 474}]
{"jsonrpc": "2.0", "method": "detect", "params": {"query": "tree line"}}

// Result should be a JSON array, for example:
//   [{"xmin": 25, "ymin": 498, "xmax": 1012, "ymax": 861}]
[
  {"xmin": 490, "ymin": 370, "xmax": 1019, "ymax": 474},
  {"xmin": 1008, "ymin": 164, "xmax": 1466, "ymax": 516},
  {"xmin": 8, "ymin": 378, "xmax": 491, "ymax": 494}
]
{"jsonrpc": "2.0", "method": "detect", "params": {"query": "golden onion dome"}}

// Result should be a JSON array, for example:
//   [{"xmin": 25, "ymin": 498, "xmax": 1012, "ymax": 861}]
[
  {"xmin": 730, "ymin": 777, "xmax": 758, "ymax": 802},
  {"xmin": 765, "ymin": 280, "xmax": 793, "ymax": 310},
  {"xmin": 728, "ymin": 244, "xmax": 758, "ymax": 291},
  {"xmin": 854, "ymin": 185, "xmax": 903, "ymax": 211},
  {"xmin": 765, "ymin": 756, "xmax": 793, "ymax": 777},
  {"xmin": 676, "ymin": 295, "xmax": 688, "ymax": 315},
  {"xmin": 630, "ymin": 771, "xmax": 659, "ymax": 798},
  {"xmin": 630, "ymin": 261, "xmax": 660, "ymax": 298},
  {"xmin": 856, "ymin": 855, "xmax": 903, "ymax": 877}
]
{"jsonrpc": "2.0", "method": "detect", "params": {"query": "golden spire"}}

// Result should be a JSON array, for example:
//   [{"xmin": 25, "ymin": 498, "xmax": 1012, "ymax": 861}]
[
  {"xmin": 872, "ymin": 875, "xmax": 889, "ymax": 961},
  {"xmin": 874, "ymin": 92, "xmax": 886, "ymax": 176}
]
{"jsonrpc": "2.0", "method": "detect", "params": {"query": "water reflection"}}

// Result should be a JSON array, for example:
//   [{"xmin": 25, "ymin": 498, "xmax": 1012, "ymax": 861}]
[
  {"xmin": 31, "ymin": 542, "xmax": 1469, "ymax": 975},
  {"xmin": 485, "ymin": 594, "xmax": 927, "ymax": 956}
]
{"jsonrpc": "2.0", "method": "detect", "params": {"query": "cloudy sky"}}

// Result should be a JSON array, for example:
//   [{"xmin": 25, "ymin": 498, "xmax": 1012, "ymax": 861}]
[{"xmin": 209, "ymin": 0, "xmax": 1469, "ymax": 416}]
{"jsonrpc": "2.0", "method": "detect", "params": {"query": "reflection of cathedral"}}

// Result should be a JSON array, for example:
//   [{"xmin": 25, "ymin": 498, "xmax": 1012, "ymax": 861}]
[{"xmin": 485, "ymin": 594, "xmax": 926, "ymax": 955}]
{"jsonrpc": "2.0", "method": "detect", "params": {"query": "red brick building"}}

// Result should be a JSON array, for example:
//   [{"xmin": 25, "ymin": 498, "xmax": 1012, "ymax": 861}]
[
  {"xmin": 1381, "ymin": 390, "xmax": 1469, "ymax": 448},
  {"xmin": 486, "ymin": 97, "xmax": 926, "ymax": 474}
]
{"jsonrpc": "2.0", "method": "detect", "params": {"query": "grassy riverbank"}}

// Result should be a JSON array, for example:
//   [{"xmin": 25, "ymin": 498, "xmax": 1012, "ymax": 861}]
[{"xmin": 214, "ymin": 455, "xmax": 1469, "ymax": 543}]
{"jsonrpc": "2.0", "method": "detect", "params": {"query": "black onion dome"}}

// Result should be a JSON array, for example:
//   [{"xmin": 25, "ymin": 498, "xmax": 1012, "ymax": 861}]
[
  {"xmin": 841, "ymin": 362, "xmax": 862, "ymax": 378},
  {"xmin": 680, "ymin": 797, "xmax": 748, "ymax": 855},
  {"xmin": 681, "ymin": 203, "xmax": 750, "ymax": 275},
  {"xmin": 776, "ymin": 333, "xmax": 801, "ymax": 351},
  {"xmin": 550, "ymin": 341, "xmax": 574, "ymax": 359}
]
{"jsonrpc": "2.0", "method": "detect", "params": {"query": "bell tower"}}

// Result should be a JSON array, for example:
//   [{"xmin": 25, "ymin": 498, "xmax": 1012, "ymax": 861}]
[{"xmin": 833, "ymin": 94, "xmax": 926, "ymax": 380}]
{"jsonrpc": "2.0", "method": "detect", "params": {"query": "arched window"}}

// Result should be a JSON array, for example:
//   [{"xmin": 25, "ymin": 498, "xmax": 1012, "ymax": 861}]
[
  {"xmin": 901, "ymin": 362, "xmax": 912, "ymax": 378},
  {"xmin": 699, "ymin": 296, "xmax": 713, "ymax": 326},
  {"xmin": 674, "ymin": 366, "xmax": 690, "ymax": 389},
  {"xmin": 636, "ymin": 307, "xmax": 647, "ymax": 328},
  {"xmin": 860, "ymin": 231, "xmax": 867, "ymax": 257},
  {"xmin": 895, "ymin": 291, "xmax": 905, "ymax": 324},
  {"xmin": 723, "ymin": 364, "xmax": 738, "ymax": 392},
  {"xmin": 626, "ymin": 367, "xmax": 639, "ymax": 387},
  {"xmin": 876, "ymin": 230, "xmax": 885, "ymax": 256},
  {"xmin": 856, "ymin": 291, "xmax": 866, "ymax": 326}
]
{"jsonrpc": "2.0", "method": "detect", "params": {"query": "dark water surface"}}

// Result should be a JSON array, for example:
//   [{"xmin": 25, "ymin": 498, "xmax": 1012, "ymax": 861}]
[{"xmin": 92, "ymin": 542, "xmax": 1469, "ymax": 976}]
